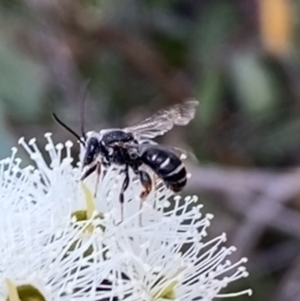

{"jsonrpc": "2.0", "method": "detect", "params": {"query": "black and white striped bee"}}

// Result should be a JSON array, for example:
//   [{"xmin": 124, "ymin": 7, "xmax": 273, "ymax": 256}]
[{"xmin": 53, "ymin": 100, "xmax": 198, "ymax": 208}]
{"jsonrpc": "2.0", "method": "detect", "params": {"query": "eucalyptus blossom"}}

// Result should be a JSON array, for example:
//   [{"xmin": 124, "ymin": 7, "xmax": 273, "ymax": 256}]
[{"xmin": 0, "ymin": 134, "xmax": 252, "ymax": 300}]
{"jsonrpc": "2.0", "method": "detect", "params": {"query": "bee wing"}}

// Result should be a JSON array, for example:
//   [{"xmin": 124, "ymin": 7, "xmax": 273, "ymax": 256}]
[
  {"xmin": 170, "ymin": 146, "xmax": 199, "ymax": 163},
  {"xmin": 124, "ymin": 99, "xmax": 199, "ymax": 140}
]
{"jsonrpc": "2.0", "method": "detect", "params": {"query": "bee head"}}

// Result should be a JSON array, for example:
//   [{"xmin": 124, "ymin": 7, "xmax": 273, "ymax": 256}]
[{"xmin": 83, "ymin": 136, "xmax": 100, "ymax": 166}]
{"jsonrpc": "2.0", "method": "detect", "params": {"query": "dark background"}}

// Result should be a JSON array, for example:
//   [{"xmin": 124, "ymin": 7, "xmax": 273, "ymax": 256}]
[{"xmin": 1, "ymin": 0, "xmax": 300, "ymax": 300}]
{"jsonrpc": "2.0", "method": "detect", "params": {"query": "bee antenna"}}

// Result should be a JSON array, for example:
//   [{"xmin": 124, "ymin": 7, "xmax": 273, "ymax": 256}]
[
  {"xmin": 52, "ymin": 113, "xmax": 85, "ymax": 147},
  {"xmin": 80, "ymin": 79, "xmax": 91, "ymax": 140}
]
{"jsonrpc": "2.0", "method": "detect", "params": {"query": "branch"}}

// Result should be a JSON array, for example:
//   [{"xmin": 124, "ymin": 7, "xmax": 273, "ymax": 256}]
[{"xmin": 187, "ymin": 166, "xmax": 300, "ymax": 253}]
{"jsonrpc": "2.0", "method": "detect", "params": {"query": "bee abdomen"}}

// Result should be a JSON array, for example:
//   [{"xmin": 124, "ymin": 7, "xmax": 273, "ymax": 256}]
[
  {"xmin": 163, "ymin": 163, "xmax": 187, "ymax": 192},
  {"xmin": 140, "ymin": 145, "xmax": 187, "ymax": 192}
]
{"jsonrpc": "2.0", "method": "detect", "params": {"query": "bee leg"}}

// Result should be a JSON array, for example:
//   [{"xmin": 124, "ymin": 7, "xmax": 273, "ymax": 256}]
[
  {"xmin": 93, "ymin": 162, "xmax": 102, "ymax": 198},
  {"xmin": 80, "ymin": 164, "xmax": 97, "ymax": 181},
  {"xmin": 118, "ymin": 167, "xmax": 130, "ymax": 224},
  {"xmin": 138, "ymin": 170, "xmax": 152, "ymax": 225},
  {"xmin": 139, "ymin": 171, "xmax": 152, "ymax": 199},
  {"xmin": 152, "ymin": 173, "xmax": 158, "ymax": 209}
]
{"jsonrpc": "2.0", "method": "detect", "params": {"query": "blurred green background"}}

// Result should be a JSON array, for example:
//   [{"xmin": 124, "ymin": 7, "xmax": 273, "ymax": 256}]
[{"xmin": 1, "ymin": 0, "xmax": 300, "ymax": 300}]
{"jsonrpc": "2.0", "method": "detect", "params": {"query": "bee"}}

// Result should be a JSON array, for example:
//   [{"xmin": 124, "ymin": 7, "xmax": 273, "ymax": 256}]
[{"xmin": 53, "ymin": 100, "xmax": 198, "ymax": 211}]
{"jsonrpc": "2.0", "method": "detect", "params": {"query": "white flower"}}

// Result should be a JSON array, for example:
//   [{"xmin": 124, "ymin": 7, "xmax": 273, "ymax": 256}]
[
  {"xmin": 104, "ymin": 196, "xmax": 252, "ymax": 301},
  {"xmin": 0, "ymin": 175, "xmax": 118, "ymax": 300},
  {"xmin": 0, "ymin": 142, "xmax": 117, "ymax": 300},
  {"xmin": 0, "ymin": 213, "xmax": 118, "ymax": 301},
  {"xmin": 0, "ymin": 133, "xmax": 252, "ymax": 300}
]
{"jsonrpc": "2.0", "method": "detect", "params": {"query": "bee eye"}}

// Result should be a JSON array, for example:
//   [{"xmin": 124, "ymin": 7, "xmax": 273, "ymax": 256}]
[{"xmin": 83, "ymin": 138, "xmax": 99, "ymax": 166}]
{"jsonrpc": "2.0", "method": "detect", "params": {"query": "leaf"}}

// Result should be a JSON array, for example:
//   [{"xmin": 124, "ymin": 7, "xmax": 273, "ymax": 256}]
[
  {"xmin": 0, "ymin": 41, "xmax": 45, "ymax": 120},
  {"xmin": 191, "ymin": 1, "xmax": 240, "ymax": 70},
  {"xmin": 229, "ymin": 52, "xmax": 281, "ymax": 116},
  {"xmin": 195, "ymin": 68, "xmax": 223, "ymax": 126}
]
